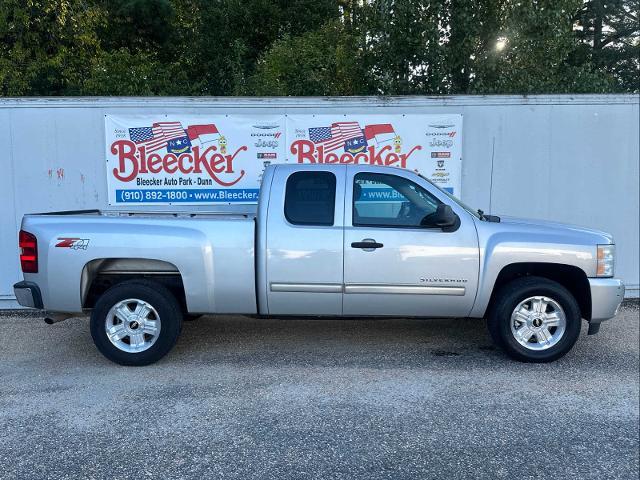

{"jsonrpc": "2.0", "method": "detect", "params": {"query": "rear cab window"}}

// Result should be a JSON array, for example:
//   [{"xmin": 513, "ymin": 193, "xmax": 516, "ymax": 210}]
[{"xmin": 285, "ymin": 171, "xmax": 337, "ymax": 226}]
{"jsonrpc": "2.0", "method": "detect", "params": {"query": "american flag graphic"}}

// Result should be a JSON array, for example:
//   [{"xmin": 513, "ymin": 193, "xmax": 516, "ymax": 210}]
[
  {"xmin": 129, "ymin": 122, "xmax": 187, "ymax": 153},
  {"xmin": 309, "ymin": 122, "xmax": 364, "ymax": 152}
]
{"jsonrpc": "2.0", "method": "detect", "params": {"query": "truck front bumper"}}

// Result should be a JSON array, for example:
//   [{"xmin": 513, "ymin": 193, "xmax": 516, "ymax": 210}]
[
  {"xmin": 589, "ymin": 278, "xmax": 625, "ymax": 322},
  {"xmin": 13, "ymin": 281, "xmax": 43, "ymax": 309}
]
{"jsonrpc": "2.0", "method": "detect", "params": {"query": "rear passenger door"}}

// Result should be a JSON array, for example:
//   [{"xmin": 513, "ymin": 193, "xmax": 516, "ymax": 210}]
[{"xmin": 264, "ymin": 165, "xmax": 346, "ymax": 315}]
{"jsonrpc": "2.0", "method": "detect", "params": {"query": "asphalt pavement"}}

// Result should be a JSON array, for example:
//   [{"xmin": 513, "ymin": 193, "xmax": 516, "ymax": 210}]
[{"xmin": 0, "ymin": 303, "xmax": 638, "ymax": 479}]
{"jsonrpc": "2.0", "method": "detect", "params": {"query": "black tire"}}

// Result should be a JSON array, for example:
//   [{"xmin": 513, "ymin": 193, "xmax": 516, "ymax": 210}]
[
  {"xmin": 183, "ymin": 314, "xmax": 203, "ymax": 322},
  {"xmin": 487, "ymin": 276, "xmax": 582, "ymax": 363},
  {"xmin": 90, "ymin": 280, "xmax": 183, "ymax": 366}
]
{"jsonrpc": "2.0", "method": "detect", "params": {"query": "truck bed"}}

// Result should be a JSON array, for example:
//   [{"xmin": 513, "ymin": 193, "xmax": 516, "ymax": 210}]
[{"xmin": 21, "ymin": 209, "xmax": 258, "ymax": 314}]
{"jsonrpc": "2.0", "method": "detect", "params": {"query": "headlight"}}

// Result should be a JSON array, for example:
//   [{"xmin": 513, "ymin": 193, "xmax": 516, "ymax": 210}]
[{"xmin": 597, "ymin": 244, "xmax": 615, "ymax": 277}]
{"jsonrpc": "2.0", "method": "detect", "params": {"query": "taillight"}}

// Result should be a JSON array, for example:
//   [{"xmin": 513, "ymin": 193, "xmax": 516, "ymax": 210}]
[{"xmin": 19, "ymin": 230, "xmax": 38, "ymax": 273}]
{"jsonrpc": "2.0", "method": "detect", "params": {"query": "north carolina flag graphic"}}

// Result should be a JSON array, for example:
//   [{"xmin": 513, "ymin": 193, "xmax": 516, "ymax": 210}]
[
  {"xmin": 364, "ymin": 124, "xmax": 396, "ymax": 146},
  {"xmin": 186, "ymin": 124, "xmax": 221, "ymax": 145}
]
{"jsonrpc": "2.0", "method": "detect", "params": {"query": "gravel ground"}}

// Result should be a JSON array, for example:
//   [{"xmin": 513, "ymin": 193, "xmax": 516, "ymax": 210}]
[{"xmin": 0, "ymin": 303, "xmax": 638, "ymax": 480}]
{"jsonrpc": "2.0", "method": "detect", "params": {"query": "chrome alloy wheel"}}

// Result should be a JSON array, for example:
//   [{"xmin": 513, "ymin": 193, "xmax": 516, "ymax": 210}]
[
  {"xmin": 510, "ymin": 296, "xmax": 567, "ymax": 351},
  {"xmin": 105, "ymin": 298, "xmax": 161, "ymax": 353}
]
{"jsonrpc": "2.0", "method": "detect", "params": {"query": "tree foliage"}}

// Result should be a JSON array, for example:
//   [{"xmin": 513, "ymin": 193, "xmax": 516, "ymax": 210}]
[
  {"xmin": 574, "ymin": 0, "xmax": 640, "ymax": 91},
  {"xmin": 250, "ymin": 21, "xmax": 364, "ymax": 95},
  {"xmin": 0, "ymin": 0, "xmax": 637, "ymax": 96},
  {"xmin": 470, "ymin": 0, "xmax": 616, "ymax": 93},
  {"xmin": 0, "ymin": 0, "xmax": 105, "ymax": 95}
]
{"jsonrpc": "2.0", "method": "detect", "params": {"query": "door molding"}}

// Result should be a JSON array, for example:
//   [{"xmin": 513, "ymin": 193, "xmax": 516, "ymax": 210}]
[
  {"xmin": 270, "ymin": 283, "xmax": 343, "ymax": 293},
  {"xmin": 344, "ymin": 284, "xmax": 465, "ymax": 296}
]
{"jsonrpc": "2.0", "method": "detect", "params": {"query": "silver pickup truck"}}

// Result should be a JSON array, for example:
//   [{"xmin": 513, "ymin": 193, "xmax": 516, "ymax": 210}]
[{"xmin": 14, "ymin": 164, "xmax": 624, "ymax": 365}]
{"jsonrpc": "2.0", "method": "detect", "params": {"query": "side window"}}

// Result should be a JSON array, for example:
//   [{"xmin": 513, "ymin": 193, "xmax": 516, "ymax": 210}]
[
  {"xmin": 285, "ymin": 171, "xmax": 336, "ymax": 226},
  {"xmin": 353, "ymin": 173, "xmax": 441, "ymax": 228}
]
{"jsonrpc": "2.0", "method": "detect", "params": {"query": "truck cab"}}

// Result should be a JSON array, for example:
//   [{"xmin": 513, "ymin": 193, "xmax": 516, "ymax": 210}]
[{"xmin": 259, "ymin": 164, "xmax": 479, "ymax": 319}]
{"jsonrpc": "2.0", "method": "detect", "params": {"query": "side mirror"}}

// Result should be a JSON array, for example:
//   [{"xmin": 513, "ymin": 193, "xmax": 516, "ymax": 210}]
[{"xmin": 421, "ymin": 204, "xmax": 460, "ymax": 231}]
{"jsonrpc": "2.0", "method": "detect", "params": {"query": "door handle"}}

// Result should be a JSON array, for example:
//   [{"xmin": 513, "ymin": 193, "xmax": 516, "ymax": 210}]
[{"xmin": 351, "ymin": 239, "xmax": 384, "ymax": 250}]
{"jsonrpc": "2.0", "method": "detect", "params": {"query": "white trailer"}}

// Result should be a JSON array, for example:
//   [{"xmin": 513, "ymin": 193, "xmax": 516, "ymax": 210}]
[{"xmin": 1, "ymin": 94, "xmax": 638, "ymax": 308}]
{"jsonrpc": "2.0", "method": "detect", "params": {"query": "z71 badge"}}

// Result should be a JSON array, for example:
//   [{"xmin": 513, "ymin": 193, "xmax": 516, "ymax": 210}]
[{"xmin": 55, "ymin": 238, "xmax": 90, "ymax": 250}]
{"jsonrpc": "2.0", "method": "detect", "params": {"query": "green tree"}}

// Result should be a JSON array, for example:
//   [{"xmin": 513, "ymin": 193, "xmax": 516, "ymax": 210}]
[
  {"xmin": 97, "ymin": 0, "xmax": 175, "ymax": 52},
  {"xmin": 471, "ymin": 0, "xmax": 614, "ymax": 93},
  {"xmin": 250, "ymin": 21, "xmax": 363, "ymax": 95},
  {"xmin": 177, "ymin": 0, "xmax": 341, "ymax": 95},
  {"xmin": 0, "ymin": 0, "xmax": 636, "ymax": 96},
  {"xmin": 82, "ymin": 0, "xmax": 196, "ymax": 95},
  {"xmin": 574, "ymin": 0, "xmax": 639, "ymax": 91},
  {"xmin": 0, "ymin": 0, "xmax": 105, "ymax": 95},
  {"xmin": 81, "ymin": 49, "xmax": 191, "ymax": 95},
  {"xmin": 355, "ymin": 0, "xmax": 447, "ymax": 94},
  {"xmin": 249, "ymin": 0, "xmax": 623, "ymax": 96},
  {"xmin": 443, "ymin": 0, "xmax": 502, "ymax": 93}
]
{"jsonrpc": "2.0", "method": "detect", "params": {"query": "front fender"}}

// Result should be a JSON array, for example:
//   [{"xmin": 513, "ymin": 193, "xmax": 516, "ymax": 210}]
[{"xmin": 470, "ymin": 228, "xmax": 596, "ymax": 318}]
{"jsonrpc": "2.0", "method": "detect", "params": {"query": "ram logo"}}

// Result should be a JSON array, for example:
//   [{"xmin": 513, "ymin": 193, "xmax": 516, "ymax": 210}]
[{"xmin": 55, "ymin": 238, "xmax": 90, "ymax": 250}]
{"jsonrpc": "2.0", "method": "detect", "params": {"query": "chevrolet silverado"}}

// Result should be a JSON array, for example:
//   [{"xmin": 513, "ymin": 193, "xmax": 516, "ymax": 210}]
[{"xmin": 14, "ymin": 164, "xmax": 625, "ymax": 365}]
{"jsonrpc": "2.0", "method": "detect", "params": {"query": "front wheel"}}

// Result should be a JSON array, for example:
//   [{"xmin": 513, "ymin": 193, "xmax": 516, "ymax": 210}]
[
  {"xmin": 90, "ymin": 280, "xmax": 183, "ymax": 366},
  {"xmin": 487, "ymin": 276, "xmax": 582, "ymax": 363}
]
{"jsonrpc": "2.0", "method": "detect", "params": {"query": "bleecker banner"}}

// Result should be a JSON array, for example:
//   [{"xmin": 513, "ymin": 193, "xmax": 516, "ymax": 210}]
[
  {"xmin": 105, "ymin": 115, "xmax": 285, "ymax": 204},
  {"xmin": 286, "ymin": 114, "xmax": 463, "ymax": 195},
  {"xmin": 105, "ymin": 113, "xmax": 462, "ymax": 204}
]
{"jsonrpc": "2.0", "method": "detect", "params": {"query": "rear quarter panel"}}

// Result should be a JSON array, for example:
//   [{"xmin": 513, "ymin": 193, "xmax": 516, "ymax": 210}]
[{"xmin": 22, "ymin": 214, "xmax": 256, "ymax": 314}]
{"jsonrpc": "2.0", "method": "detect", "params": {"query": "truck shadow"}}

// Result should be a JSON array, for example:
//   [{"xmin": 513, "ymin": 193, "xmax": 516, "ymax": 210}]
[
  {"xmin": 165, "ymin": 309, "xmax": 637, "ymax": 369},
  {"xmin": 19, "ymin": 308, "xmax": 633, "ymax": 369},
  {"xmin": 168, "ymin": 315, "xmax": 502, "ymax": 367}
]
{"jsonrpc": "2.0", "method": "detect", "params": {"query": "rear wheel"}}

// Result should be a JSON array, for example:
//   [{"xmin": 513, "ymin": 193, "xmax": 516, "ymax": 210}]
[
  {"xmin": 487, "ymin": 276, "xmax": 582, "ymax": 362},
  {"xmin": 90, "ymin": 280, "xmax": 183, "ymax": 366}
]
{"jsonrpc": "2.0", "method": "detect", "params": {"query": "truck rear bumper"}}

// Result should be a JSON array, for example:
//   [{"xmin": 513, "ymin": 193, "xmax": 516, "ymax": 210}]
[
  {"xmin": 589, "ymin": 278, "xmax": 624, "ymax": 322},
  {"xmin": 13, "ymin": 281, "xmax": 43, "ymax": 309}
]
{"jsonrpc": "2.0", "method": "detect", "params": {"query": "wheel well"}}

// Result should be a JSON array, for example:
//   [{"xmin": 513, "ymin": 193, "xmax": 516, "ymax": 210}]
[
  {"xmin": 488, "ymin": 263, "xmax": 592, "ymax": 320},
  {"xmin": 81, "ymin": 258, "xmax": 187, "ymax": 311}
]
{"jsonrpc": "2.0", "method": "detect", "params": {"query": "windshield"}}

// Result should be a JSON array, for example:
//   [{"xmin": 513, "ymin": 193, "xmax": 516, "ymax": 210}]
[{"xmin": 415, "ymin": 172, "xmax": 481, "ymax": 219}]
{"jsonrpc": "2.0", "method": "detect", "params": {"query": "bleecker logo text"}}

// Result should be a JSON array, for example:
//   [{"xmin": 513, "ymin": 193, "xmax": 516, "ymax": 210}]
[
  {"xmin": 111, "ymin": 140, "xmax": 246, "ymax": 186},
  {"xmin": 291, "ymin": 140, "xmax": 421, "ymax": 167}
]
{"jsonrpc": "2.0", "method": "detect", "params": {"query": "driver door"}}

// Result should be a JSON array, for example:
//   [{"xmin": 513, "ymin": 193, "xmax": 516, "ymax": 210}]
[{"xmin": 342, "ymin": 166, "xmax": 479, "ymax": 317}]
